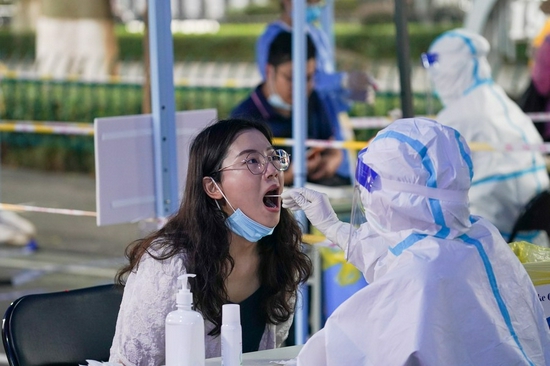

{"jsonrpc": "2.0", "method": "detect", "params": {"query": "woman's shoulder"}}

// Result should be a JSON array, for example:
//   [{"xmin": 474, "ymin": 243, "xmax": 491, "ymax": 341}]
[{"xmin": 138, "ymin": 238, "xmax": 189, "ymax": 273}]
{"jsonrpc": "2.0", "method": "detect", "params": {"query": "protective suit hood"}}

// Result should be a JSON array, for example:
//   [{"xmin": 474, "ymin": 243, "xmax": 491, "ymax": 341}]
[
  {"xmin": 361, "ymin": 117, "xmax": 472, "ymax": 235},
  {"xmin": 426, "ymin": 28, "xmax": 492, "ymax": 106},
  {"xmin": 347, "ymin": 118, "xmax": 474, "ymax": 281}
]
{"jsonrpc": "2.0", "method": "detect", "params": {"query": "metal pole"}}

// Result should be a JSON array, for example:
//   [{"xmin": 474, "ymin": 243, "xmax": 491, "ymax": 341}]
[
  {"xmin": 147, "ymin": 0, "xmax": 179, "ymax": 218},
  {"xmin": 320, "ymin": 0, "xmax": 335, "ymax": 67},
  {"xmin": 394, "ymin": 0, "xmax": 414, "ymax": 118},
  {"xmin": 292, "ymin": 0, "xmax": 308, "ymax": 346}
]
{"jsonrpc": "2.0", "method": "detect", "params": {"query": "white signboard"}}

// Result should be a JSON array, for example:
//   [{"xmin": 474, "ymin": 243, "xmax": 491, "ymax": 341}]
[{"xmin": 94, "ymin": 109, "xmax": 217, "ymax": 226}]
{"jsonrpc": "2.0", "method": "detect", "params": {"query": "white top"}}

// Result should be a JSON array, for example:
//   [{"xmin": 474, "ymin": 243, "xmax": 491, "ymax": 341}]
[{"xmin": 109, "ymin": 244, "xmax": 294, "ymax": 366}]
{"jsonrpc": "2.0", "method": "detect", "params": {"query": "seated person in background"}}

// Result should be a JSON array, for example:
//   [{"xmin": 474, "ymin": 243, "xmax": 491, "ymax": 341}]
[
  {"xmin": 109, "ymin": 118, "xmax": 312, "ymax": 365},
  {"xmin": 231, "ymin": 31, "xmax": 346, "ymax": 186},
  {"xmin": 282, "ymin": 117, "xmax": 550, "ymax": 365},
  {"xmin": 423, "ymin": 28, "xmax": 550, "ymax": 244},
  {"xmin": 257, "ymin": 0, "xmax": 376, "ymax": 106},
  {"xmin": 256, "ymin": 0, "xmax": 376, "ymax": 185}
]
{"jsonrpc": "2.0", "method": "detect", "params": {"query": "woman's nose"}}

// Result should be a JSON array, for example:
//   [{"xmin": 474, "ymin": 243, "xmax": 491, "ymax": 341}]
[{"xmin": 265, "ymin": 160, "xmax": 279, "ymax": 178}]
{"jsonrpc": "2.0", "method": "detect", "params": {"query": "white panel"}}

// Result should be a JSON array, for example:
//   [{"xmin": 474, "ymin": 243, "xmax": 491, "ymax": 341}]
[
  {"xmin": 95, "ymin": 109, "xmax": 217, "ymax": 226},
  {"xmin": 175, "ymin": 109, "xmax": 218, "ymax": 202}
]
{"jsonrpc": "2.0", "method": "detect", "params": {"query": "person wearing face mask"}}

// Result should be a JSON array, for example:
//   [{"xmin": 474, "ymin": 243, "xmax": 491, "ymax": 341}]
[
  {"xmin": 255, "ymin": 0, "xmax": 378, "ymax": 185},
  {"xmin": 231, "ymin": 31, "xmax": 345, "ymax": 186},
  {"xmin": 256, "ymin": 0, "xmax": 374, "ymax": 105},
  {"xmin": 423, "ymin": 28, "xmax": 549, "ymax": 244},
  {"xmin": 109, "ymin": 118, "xmax": 312, "ymax": 366},
  {"xmin": 282, "ymin": 117, "xmax": 550, "ymax": 365}
]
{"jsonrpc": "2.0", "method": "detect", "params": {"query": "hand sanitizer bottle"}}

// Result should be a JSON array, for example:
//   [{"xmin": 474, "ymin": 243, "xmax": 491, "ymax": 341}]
[
  {"xmin": 221, "ymin": 304, "xmax": 242, "ymax": 366},
  {"xmin": 165, "ymin": 274, "xmax": 205, "ymax": 366}
]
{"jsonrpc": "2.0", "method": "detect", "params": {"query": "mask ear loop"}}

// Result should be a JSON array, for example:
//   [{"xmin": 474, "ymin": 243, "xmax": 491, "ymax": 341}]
[{"xmin": 209, "ymin": 177, "xmax": 237, "ymax": 214}]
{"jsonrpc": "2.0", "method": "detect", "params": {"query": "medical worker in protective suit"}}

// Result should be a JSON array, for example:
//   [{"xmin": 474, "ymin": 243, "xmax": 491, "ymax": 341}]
[
  {"xmin": 282, "ymin": 117, "xmax": 550, "ymax": 365},
  {"xmin": 423, "ymin": 28, "xmax": 549, "ymax": 243}
]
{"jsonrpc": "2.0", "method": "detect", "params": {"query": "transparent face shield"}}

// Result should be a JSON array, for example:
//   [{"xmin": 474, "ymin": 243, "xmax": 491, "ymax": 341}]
[{"xmin": 348, "ymin": 148, "xmax": 379, "ymax": 256}]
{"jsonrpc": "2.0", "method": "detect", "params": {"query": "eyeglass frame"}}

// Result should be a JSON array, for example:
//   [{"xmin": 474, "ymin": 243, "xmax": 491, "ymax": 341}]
[{"xmin": 211, "ymin": 149, "xmax": 291, "ymax": 176}]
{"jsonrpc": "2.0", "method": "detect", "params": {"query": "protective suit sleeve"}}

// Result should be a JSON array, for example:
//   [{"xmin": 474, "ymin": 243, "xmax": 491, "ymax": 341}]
[
  {"xmin": 281, "ymin": 187, "xmax": 351, "ymax": 250},
  {"xmin": 314, "ymin": 70, "xmax": 346, "ymax": 94}
]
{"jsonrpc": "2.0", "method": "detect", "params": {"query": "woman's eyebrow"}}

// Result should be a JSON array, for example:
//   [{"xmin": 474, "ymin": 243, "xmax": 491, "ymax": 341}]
[
  {"xmin": 235, "ymin": 149, "xmax": 258, "ymax": 157},
  {"xmin": 236, "ymin": 147, "xmax": 276, "ymax": 156}
]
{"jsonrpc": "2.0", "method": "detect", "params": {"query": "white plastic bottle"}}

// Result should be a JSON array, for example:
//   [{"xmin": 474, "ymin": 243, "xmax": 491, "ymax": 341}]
[
  {"xmin": 221, "ymin": 304, "xmax": 242, "ymax": 366},
  {"xmin": 165, "ymin": 274, "xmax": 205, "ymax": 366}
]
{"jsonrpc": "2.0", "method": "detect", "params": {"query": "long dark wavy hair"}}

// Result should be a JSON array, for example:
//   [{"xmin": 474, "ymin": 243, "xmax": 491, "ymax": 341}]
[{"xmin": 115, "ymin": 118, "xmax": 312, "ymax": 336}]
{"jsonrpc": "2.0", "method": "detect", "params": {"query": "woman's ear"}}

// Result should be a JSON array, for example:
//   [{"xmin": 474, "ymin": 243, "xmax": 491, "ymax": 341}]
[{"xmin": 203, "ymin": 177, "xmax": 223, "ymax": 200}]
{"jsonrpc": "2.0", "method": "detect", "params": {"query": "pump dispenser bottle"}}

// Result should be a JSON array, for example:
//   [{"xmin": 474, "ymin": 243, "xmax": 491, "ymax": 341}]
[
  {"xmin": 165, "ymin": 274, "xmax": 205, "ymax": 366},
  {"xmin": 221, "ymin": 304, "xmax": 242, "ymax": 366}
]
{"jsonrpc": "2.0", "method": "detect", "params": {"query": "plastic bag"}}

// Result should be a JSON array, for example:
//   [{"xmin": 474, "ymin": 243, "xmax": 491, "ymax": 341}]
[
  {"xmin": 510, "ymin": 241, "xmax": 550, "ymax": 286},
  {"xmin": 510, "ymin": 241, "xmax": 550, "ymax": 263}
]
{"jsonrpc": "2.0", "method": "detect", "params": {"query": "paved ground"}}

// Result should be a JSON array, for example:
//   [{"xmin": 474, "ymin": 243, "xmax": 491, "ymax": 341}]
[{"xmin": 0, "ymin": 166, "xmax": 143, "ymax": 363}]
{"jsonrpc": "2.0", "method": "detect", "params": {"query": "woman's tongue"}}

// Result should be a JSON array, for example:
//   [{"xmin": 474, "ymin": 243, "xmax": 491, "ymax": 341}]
[{"xmin": 264, "ymin": 196, "xmax": 277, "ymax": 208}]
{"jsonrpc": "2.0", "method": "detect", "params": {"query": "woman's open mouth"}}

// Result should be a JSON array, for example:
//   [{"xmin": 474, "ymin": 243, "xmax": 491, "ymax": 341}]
[{"xmin": 263, "ymin": 189, "xmax": 280, "ymax": 208}]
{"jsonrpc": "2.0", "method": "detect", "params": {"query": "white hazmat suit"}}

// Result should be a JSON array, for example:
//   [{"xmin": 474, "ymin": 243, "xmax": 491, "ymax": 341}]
[
  {"xmin": 425, "ymin": 28, "xmax": 549, "ymax": 242},
  {"xmin": 282, "ymin": 117, "xmax": 550, "ymax": 365}
]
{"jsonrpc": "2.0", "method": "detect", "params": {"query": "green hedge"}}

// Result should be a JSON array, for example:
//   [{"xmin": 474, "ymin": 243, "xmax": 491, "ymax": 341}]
[
  {"xmin": 0, "ymin": 22, "xmax": 466, "ymax": 63},
  {"xmin": 0, "ymin": 22, "xmax": 531, "ymax": 64},
  {"xmin": 0, "ymin": 77, "xmax": 442, "ymax": 172},
  {"xmin": 0, "ymin": 21, "xmax": 454, "ymax": 173},
  {"xmin": 113, "ymin": 22, "xmax": 465, "ymax": 62}
]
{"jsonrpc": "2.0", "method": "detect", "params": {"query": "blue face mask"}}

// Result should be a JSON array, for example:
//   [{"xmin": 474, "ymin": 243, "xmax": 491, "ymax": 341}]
[
  {"xmin": 268, "ymin": 93, "xmax": 292, "ymax": 111},
  {"xmin": 306, "ymin": 5, "xmax": 322, "ymax": 24},
  {"xmin": 210, "ymin": 178, "xmax": 275, "ymax": 242},
  {"xmin": 267, "ymin": 71, "xmax": 292, "ymax": 111},
  {"xmin": 226, "ymin": 209, "xmax": 275, "ymax": 242}
]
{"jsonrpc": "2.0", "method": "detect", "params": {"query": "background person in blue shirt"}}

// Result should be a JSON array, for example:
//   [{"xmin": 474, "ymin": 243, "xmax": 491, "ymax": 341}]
[
  {"xmin": 256, "ymin": 0, "xmax": 378, "ymax": 184},
  {"xmin": 231, "ymin": 31, "xmax": 346, "ymax": 186}
]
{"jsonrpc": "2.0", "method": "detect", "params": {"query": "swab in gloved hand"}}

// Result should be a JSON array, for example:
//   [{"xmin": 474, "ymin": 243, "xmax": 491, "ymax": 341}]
[{"xmin": 281, "ymin": 187, "xmax": 350, "ymax": 247}]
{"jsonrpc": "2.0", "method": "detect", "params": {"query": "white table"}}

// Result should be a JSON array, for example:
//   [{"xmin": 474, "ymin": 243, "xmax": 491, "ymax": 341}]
[{"xmin": 205, "ymin": 345, "xmax": 302, "ymax": 365}]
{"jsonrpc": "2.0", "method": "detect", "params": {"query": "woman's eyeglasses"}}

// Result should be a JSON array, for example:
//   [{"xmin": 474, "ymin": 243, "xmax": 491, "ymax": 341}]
[{"xmin": 214, "ymin": 149, "xmax": 290, "ymax": 176}]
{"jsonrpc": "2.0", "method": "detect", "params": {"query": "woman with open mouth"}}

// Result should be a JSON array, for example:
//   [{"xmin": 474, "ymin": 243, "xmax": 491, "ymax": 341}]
[{"xmin": 109, "ymin": 118, "xmax": 312, "ymax": 366}]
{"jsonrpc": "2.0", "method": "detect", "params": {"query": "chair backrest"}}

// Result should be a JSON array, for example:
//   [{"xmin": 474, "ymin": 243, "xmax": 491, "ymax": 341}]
[
  {"xmin": 2, "ymin": 284, "xmax": 123, "ymax": 366},
  {"xmin": 509, "ymin": 190, "xmax": 550, "ymax": 243}
]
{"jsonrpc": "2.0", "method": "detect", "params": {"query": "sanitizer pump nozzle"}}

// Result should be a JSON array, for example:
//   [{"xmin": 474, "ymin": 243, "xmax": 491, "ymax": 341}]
[{"xmin": 177, "ymin": 274, "xmax": 195, "ymax": 309}]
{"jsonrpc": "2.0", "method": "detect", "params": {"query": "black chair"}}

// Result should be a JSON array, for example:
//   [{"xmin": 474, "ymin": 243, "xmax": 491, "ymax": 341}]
[
  {"xmin": 508, "ymin": 190, "xmax": 550, "ymax": 243},
  {"xmin": 2, "ymin": 284, "xmax": 123, "ymax": 366}
]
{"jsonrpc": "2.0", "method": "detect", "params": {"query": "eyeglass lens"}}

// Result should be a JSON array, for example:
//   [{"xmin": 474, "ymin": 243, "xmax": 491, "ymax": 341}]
[{"xmin": 245, "ymin": 150, "xmax": 290, "ymax": 175}]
